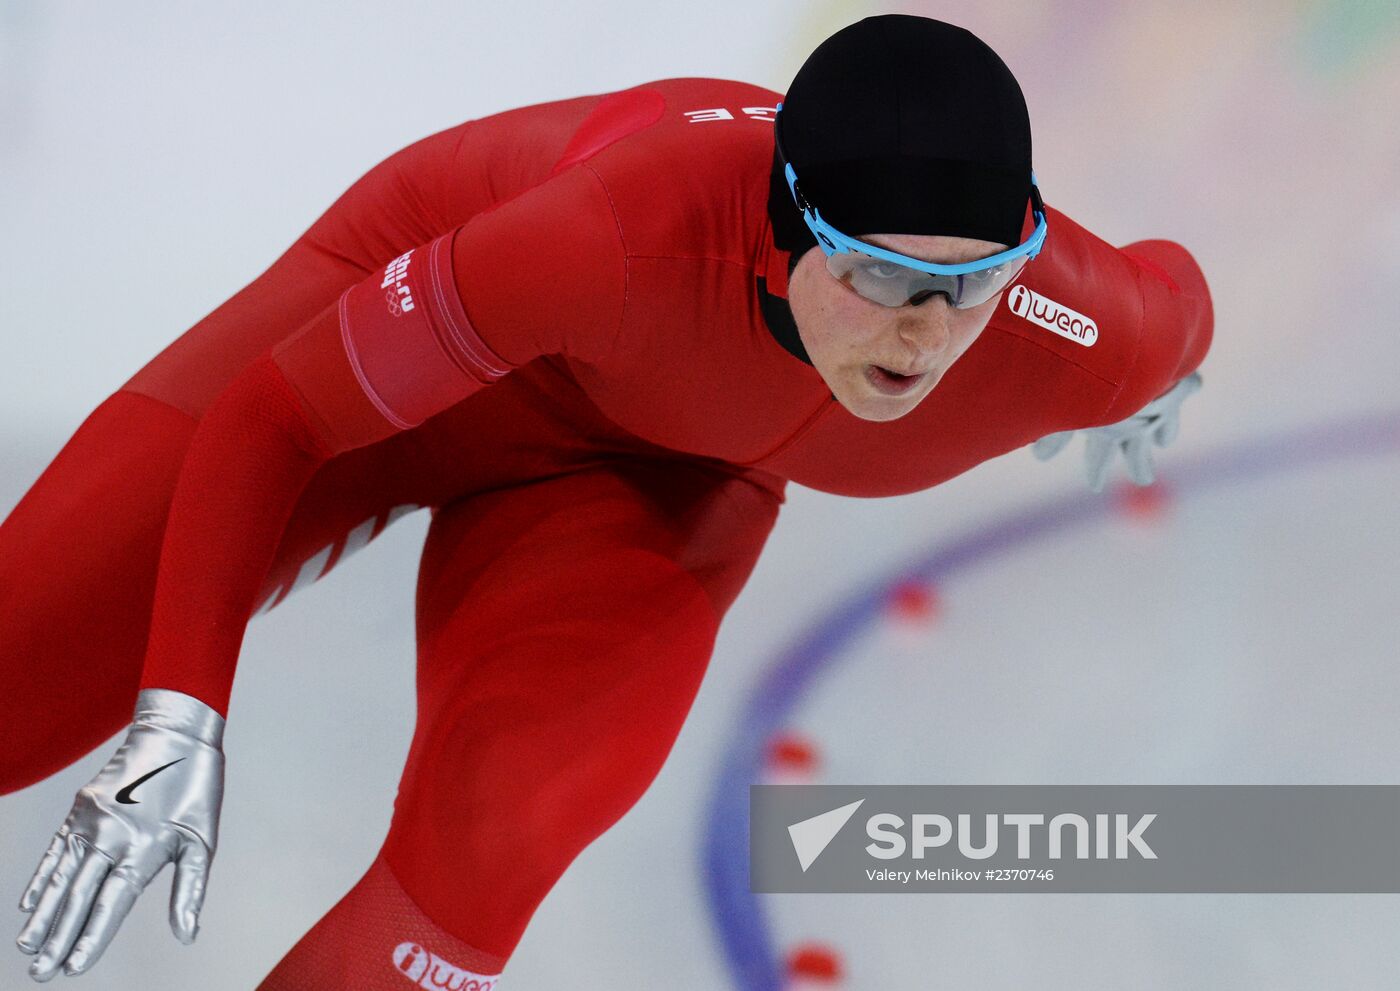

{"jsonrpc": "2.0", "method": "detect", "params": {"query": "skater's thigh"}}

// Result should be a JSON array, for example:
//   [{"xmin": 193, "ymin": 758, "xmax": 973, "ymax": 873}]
[{"xmin": 384, "ymin": 459, "xmax": 782, "ymax": 956}]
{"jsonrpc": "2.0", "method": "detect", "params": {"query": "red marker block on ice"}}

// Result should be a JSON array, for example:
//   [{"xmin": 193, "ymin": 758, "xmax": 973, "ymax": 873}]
[
  {"xmin": 764, "ymin": 731, "xmax": 821, "ymax": 785},
  {"xmin": 786, "ymin": 943, "xmax": 845, "ymax": 989},
  {"xmin": 885, "ymin": 579, "xmax": 941, "ymax": 626},
  {"xmin": 1112, "ymin": 480, "xmax": 1173, "ymax": 521}
]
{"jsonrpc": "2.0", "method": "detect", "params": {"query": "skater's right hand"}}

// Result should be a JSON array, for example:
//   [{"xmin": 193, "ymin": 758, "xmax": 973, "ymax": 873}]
[
  {"xmin": 1031, "ymin": 372, "xmax": 1203, "ymax": 493},
  {"xmin": 15, "ymin": 689, "xmax": 225, "ymax": 982}
]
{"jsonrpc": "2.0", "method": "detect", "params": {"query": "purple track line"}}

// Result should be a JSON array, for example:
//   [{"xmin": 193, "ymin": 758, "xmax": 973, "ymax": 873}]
[{"xmin": 701, "ymin": 408, "xmax": 1400, "ymax": 990}]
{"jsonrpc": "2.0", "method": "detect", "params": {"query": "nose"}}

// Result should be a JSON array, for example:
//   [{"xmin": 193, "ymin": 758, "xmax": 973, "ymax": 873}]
[{"xmin": 895, "ymin": 297, "xmax": 952, "ymax": 356}]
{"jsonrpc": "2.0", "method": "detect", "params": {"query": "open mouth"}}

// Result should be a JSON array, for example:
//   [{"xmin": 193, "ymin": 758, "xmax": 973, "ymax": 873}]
[{"xmin": 865, "ymin": 364, "xmax": 927, "ymax": 396}]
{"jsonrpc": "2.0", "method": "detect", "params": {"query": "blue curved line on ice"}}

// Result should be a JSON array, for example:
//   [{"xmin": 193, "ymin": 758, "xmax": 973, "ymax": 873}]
[{"xmin": 701, "ymin": 409, "xmax": 1400, "ymax": 990}]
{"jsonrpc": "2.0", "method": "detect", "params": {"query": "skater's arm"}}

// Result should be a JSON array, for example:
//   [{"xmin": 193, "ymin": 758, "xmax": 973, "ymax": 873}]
[
  {"xmin": 138, "ymin": 165, "xmax": 626, "ymax": 717},
  {"xmin": 1021, "ymin": 208, "xmax": 1214, "ymax": 490},
  {"xmin": 137, "ymin": 346, "xmax": 337, "ymax": 718},
  {"xmin": 1098, "ymin": 237, "xmax": 1214, "ymax": 421},
  {"xmin": 1016, "ymin": 205, "xmax": 1214, "ymax": 490},
  {"xmin": 1014, "ymin": 205, "xmax": 1214, "ymax": 425},
  {"xmin": 274, "ymin": 163, "xmax": 627, "ymax": 453}
]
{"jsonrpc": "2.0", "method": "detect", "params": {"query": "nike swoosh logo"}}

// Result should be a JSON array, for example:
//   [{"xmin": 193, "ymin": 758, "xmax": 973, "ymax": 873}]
[{"xmin": 115, "ymin": 758, "xmax": 185, "ymax": 805}]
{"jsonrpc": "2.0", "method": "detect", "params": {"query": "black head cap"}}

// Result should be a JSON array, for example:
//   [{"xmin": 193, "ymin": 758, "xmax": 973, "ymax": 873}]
[{"xmin": 770, "ymin": 15, "xmax": 1033, "ymax": 256}]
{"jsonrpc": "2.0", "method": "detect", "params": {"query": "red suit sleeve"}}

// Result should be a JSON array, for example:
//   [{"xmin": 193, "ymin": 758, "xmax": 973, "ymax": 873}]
[
  {"xmin": 1098, "ymin": 237, "xmax": 1214, "ymax": 423},
  {"xmin": 138, "ymin": 164, "xmax": 626, "ymax": 716}
]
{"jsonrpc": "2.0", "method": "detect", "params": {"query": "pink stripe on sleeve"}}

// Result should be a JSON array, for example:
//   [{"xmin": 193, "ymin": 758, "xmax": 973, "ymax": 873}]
[{"xmin": 338, "ymin": 231, "xmax": 514, "ymax": 429}]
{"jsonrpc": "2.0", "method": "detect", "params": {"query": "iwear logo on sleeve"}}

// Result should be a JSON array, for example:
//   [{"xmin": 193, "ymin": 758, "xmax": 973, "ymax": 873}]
[{"xmin": 1008, "ymin": 285, "xmax": 1099, "ymax": 347}]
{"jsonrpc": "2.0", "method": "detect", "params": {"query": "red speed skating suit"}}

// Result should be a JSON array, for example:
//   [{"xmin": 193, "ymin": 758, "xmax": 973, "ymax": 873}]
[{"xmin": 0, "ymin": 78, "xmax": 1211, "ymax": 987}]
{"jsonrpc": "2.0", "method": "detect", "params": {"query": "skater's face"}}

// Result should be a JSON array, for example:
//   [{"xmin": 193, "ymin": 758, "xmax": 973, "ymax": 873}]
[{"xmin": 787, "ymin": 233, "xmax": 1010, "ymax": 422}]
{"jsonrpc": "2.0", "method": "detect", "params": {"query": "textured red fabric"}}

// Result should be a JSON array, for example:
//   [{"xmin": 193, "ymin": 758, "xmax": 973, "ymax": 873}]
[
  {"xmin": 0, "ymin": 392, "xmax": 196, "ymax": 794},
  {"xmin": 0, "ymin": 387, "xmax": 436, "ymax": 796},
  {"xmin": 383, "ymin": 461, "xmax": 777, "ymax": 958},
  {"xmin": 1112, "ymin": 238, "xmax": 1216, "ymax": 415},
  {"xmin": 250, "ymin": 462, "xmax": 780, "ymax": 983},
  {"xmin": 337, "ymin": 230, "xmax": 512, "ymax": 430},
  {"xmin": 140, "ymin": 351, "xmax": 333, "ymax": 717},
  {"xmin": 256, "ymin": 853, "xmax": 505, "ymax": 990}
]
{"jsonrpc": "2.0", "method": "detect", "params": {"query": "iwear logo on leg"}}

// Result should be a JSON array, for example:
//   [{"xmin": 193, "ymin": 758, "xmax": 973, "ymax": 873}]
[
  {"xmin": 393, "ymin": 942, "xmax": 499, "ymax": 990},
  {"xmin": 1007, "ymin": 285, "xmax": 1099, "ymax": 347}
]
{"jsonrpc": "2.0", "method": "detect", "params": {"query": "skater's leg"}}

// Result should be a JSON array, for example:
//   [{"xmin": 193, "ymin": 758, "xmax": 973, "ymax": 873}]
[{"xmin": 256, "ymin": 461, "xmax": 781, "ymax": 988}]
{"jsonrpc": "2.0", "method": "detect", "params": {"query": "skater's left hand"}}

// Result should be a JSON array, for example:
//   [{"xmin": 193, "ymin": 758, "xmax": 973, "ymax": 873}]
[
  {"xmin": 15, "ymin": 689, "xmax": 224, "ymax": 982},
  {"xmin": 1031, "ymin": 372, "xmax": 1202, "ymax": 493}
]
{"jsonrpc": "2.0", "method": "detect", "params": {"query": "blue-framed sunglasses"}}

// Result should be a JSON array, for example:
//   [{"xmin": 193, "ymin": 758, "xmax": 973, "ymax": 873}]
[{"xmin": 774, "ymin": 102, "xmax": 1049, "ymax": 309}]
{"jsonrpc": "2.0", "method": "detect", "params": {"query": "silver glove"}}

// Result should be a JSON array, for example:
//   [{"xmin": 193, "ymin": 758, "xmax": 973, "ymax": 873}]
[
  {"xmin": 15, "ymin": 688, "xmax": 225, "ymax": 982},
  {"xmin": 1032, "ymin": 372, "xmax": 1202, "ymax": 493}
]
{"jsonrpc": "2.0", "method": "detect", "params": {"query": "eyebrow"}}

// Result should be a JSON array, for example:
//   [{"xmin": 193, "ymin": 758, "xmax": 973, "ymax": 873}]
[{"xmin": 859, "ymin": 236, "xmax": 997, "ymax": 265}]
